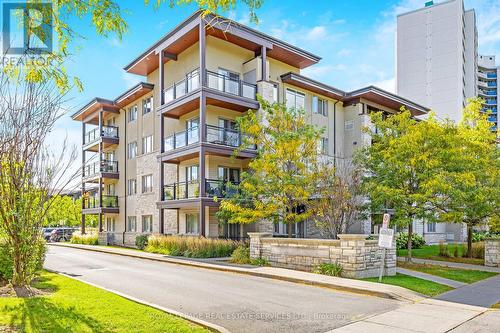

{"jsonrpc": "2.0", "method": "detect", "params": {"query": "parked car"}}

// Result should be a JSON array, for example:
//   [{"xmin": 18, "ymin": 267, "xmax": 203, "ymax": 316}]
[
  {"xmin": 50, "ymin": 228, "xmax": 77, "ymax": 242},
  {"xmin": 42, "ymin": 228, "xmax": 56, "ymax": 241}
]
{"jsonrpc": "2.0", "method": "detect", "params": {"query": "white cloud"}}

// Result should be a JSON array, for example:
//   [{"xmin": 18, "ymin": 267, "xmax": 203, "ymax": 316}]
[
  {"xmin": 372, "ymin": 77, "xmax": 396, "ymax": 93},
  {"xmin": 302, "ymin": 64, "xmax": 347, "ymax": 78},
  {"xmin": 306, "ymin": 26, "xmax": 327, "ymax": 40},
  {"xmin": 122, "ymin": 72, "xmax": 141, "ymax": 89},
  {"xmin": 337, "ymin": 48, "xmax": 352, "ymax": 57}
]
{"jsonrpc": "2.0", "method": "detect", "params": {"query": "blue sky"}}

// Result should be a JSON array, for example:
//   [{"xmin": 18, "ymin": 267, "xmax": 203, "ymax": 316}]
[{"xmin": 51, "ymin": 0, "xmax": 500, "ymax": 167}]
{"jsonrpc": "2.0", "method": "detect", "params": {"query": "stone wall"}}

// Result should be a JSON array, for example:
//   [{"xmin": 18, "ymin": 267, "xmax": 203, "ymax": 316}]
[
  {"xmin": 249, "ymin": 233, "xmax": 396, "ymax": 278},
  {"xmin": 485, "ymin": 238, "xmax": 500, "ymax": 267}
]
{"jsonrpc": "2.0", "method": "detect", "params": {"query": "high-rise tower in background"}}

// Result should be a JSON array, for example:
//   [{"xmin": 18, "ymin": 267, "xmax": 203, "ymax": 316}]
[
  {"xmin": 478, "ymin": 55, "xmax": 499, "ymax": 131},
  {"xmin": 396, "ymin": 0, "xmax": 478, "ymax": 122}
]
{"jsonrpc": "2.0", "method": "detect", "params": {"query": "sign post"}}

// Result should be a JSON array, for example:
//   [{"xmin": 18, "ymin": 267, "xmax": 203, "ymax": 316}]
[{"xmin": 378, "ymin": 214, "xmax": 394, "ymax": 282}]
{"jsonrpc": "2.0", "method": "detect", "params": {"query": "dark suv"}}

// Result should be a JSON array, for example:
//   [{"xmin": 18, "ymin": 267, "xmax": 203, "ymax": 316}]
[
  {"xmin": 49, "ymin": 228, "xmax": 77, "ymax": 242},
  {"xmin": 42, "ymin": 227, "xmax": 56, "ymax": 241}
]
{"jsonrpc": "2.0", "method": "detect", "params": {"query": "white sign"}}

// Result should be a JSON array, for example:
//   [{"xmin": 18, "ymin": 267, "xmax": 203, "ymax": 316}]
[
  {"xmin": 382, "ymin": 213, "xmax": 390, "ymax": 229},
  {"xmin": 378, "ymin": 228, "xmax": 394, "ymax": 248}
]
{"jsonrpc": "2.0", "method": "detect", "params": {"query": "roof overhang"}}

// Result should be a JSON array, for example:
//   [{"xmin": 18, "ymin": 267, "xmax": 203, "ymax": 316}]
[
  {"xmin": 115, "ymin": 82, "xmax": 155, "ymax": 108},
  {"xmin": 280, "ymin": 72, "xmax": 345, "ymax": 100},
  {"xmin": 124, "ymin": 11, "xmax": 321, "ymax": 76},
  {"xmin": 71, "ymin": 98, "xmax": 119, "ymax": 121}
]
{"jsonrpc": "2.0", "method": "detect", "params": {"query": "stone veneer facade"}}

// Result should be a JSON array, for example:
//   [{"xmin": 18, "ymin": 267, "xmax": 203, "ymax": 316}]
[
  {"xmin": 249, "ymin": 233, "xmax": 396, "ymax": 278},
  {"xmin": 485, "ymin": 238, "xmax": 500, "ymax": 267}
]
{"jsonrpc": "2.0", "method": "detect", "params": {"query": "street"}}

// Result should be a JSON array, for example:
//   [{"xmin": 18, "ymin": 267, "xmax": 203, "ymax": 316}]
[{"xmin": 45, "ymin": 246, "xmax": 401, "ymax": 333}]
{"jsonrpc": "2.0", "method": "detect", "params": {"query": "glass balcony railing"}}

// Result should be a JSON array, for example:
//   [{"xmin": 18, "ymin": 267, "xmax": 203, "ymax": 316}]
[
  {"xmin": 487, "ymin": 73, "xmax": 497, "ymax": 79},
  {"xmin": 487, "ymin": 82, "xmax": 497, "ymax": 87},
  {"xmin": 205, "ymin": 179, "xmax": 239, "ymax": 198},
  {"xmin": 82, "ymin": 160, "xmax": 118, "ymax": 178},
  {"xmin": 83, "ymin": 195, "xmax": 119, "ymax": 209},
  {"xmin": 84, "ymin": 125, "xmax": 119, "ymax": 145},
  {"xmin": 205, "ymin": 125, "xmax": 256, "ymax": 149},
  {"xmin": 163, "ymin": 181, "xmax": 199, "ymax": 200},
  {"xmin": 164, "ymin": 127, "xmax": 200, "ymax": 152},
  {"xmin": 164, "ymin": 70, "xmax": 200, "ymax": 104}
]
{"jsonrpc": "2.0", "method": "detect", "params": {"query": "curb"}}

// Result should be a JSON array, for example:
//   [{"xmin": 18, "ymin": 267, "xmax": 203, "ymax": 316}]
[
  {"xmin": 48, "ymin": 243, "xmax": 423, "ymax": 302},
  {"xmin": 47, "ymin": 269, "xmax": 230, "ymax": 333}
]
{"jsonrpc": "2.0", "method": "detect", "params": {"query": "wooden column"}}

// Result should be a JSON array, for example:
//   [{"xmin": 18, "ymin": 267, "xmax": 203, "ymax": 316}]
[
  {"xmin": 159, "ymin": 52, "xmax": 165, "ymax": 105},
  {"xmin": 261, "ymin": 45, "xmax": 268, "ymax": 81},
  {"xmin": 98, "ymin": 110, "xmax": 103, "ymax": 233},
  {"xmin": 199, "ymin": 17, "xmax": 207, "ymax": 87},
  {"xmin": 198, "ymin": 16, "xmax": 207, "ymax": 237}
]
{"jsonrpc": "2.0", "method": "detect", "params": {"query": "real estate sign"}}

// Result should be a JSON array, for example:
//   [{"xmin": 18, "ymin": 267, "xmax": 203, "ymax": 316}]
[{"xmin": 378, "ymin": 228, "xmax": 394, "ymax": 249}]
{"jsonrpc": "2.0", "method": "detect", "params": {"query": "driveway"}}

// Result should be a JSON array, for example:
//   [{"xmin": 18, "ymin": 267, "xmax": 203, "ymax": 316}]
[{"xmin": 45, "ymin": 246, "xmax": 401, "ymax": 333}]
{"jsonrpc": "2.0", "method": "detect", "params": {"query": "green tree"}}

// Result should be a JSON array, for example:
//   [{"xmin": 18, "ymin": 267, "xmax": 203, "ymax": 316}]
[
  {"xmin": 218, "ymin": 97, "xmax": 323, "ymax": 236},
  {"xmin": 44, "ymin": 195, "xmax": 81, "ymax": 227},
  {"xmin": 357, "ymin": 109, "xmax": 445, "ymax": 261},
  {"xmin": 432, "ymin": 98, "xmax": 500, "ymax": 257}
]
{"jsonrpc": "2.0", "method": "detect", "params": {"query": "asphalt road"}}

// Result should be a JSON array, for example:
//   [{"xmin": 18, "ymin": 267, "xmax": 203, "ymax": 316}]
[{"xmin": 45, "ymin": 246, "xmax": 401, "ymax": 333}]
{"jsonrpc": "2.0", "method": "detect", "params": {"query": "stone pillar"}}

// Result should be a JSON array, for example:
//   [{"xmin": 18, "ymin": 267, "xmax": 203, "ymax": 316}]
[
  {"xmin": 98, "ymin": 232, "xmax": 108, "ymax": 246},
  {"xmin": 248, "ymin": 232, "xmax": 272, "ymax": 259},
  {"xmin": 485, "ymin": 238, "xmax": 500, "ymax": 267}
]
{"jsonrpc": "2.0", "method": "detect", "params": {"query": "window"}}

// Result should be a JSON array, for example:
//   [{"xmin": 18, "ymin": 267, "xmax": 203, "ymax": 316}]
[
  {"xmin": 142, "ymin": 215, "xmax": 153, "ymax": 233},
  {"xmin": 186, "ymin": 165, "xmax": 199, "ymax": 181},
  {"xmin": 186, "ymin": 213, "xmax": 199, "ymax": 234},
  {"xmin": 127, "ymin": 216, "xmax": 137, "ymax": 232},
  {"xmin": 142, "ymin": 135, "xmax": 153, "ymax": 154},
  {"xmin": 106, "ymin": 217, "xmax": 115, "ymax": 232},
  {"xmin": 142, "ymin": 97, "xmax": 153, "ymax": 114},
  {"xmin": 142, "ymin": 174, "xmax": 153, "ymax": 193},
  {"xmin": 128, "ymin": 142, "xmax": 137, "ymax": 159},
  {"xmin": 427, "ymin": 222, "xmax": 436, "ymax": 233},
  {"xmin": 319, "ymin": 137, "xmax": 328, "ymax": 155},
  {"xmin": 312, "ymin": 96, "xmax": 328, "ymax": 116},
  {"xmin": 285, "ymin": 89, "xmax": 305, "ymax": 110},
  {"xmin": 127, "ymin": 179, "xmax": 137, "ymax": 195},
  {"xmin": 128, "ymin": 105, "xmax": 137, "ymax": 122}
]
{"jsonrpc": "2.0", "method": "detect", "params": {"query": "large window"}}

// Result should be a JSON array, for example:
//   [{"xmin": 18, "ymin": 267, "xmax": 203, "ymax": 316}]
[
  {"xmin": 186, "ymin": 165, "xmax": 199, "ymax": 181},
  {"xmin": 127, "ymin": 142, "xmax": 137, "ymax": 159},
  {"xmin": 143, "ymin": 97, "xmax": 153, "ymax": 114},
  {"xmin": 127, "ymin": 216, "xmax": 137, "ymax": 232},
  {"xmin": 427, "ymin": 222, "xmax": 436, "ymax": 233},
  {"xmin": 106, "ymin": 217, "xmax": 115, "ymax": 232},
  {"xmin": 127, "ymin": 179, "xmax": 137, "ymax": 195},
  {"xmin": 142, "ymin": 174, "xmax": 153, "ymax": 193},
  {"xmin": 142, "ymin": 215, "xmax": 153, "ymax": 233},
  {"xmin": 142, "ymin": 135, "xmax": 153, "ymax": 154},
  {"xmin": 286, "ymin": 89, "xmax": 305, "ymax": 110},
  {"xmin": 312, "ymin": 96, "xmax": 328, "ymax": 116},
  {"xmin": 128, "ymin": 105, "xmax": 137, "ymax": 122},
  {"xmin": 186, "ymin": 213, "xmax": 199, "ymax": 234}
]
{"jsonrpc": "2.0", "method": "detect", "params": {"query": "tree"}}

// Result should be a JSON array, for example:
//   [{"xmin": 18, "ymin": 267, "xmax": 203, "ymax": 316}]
[
  {"xmin": 432, "ymin": 98, "xmax": 500, "ymax": 257},
  {"xmin": 218, "ymin": 97, "xmax": 323, "ymax": 236},
  {"xmin": 44, "ymin": 195, "xmax": 81, "ymax": 227},
  {"xmin": 309, "ymin": 159, "xmax": 365, "ymax": 239},
  {"xmin": 0, "ymin": 68, "xmax": 76, "ymax": 290},
  {"xmin": 357, "ymin": 109, "xmax": 445, "ymax": 261}
]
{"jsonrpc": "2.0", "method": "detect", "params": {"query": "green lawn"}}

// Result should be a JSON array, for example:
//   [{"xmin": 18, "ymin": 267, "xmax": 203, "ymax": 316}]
[
  {"xmin": 0, "ymin": 271, "xmax": 210, "ymax": 333},
  {"xmin": 398, "ymin": 262, "xmax": 496, "ymax": 284},
  {"xmin": 363, "ymin": 273, "xmax": 453, "ymax": 297},
  {"xmin": 398, "ymin": 245, "xmax": 484, "ymax": 265}
]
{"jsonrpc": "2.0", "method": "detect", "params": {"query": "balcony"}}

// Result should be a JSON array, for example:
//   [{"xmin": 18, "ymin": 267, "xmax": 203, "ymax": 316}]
[
  {"xmin": 205, "ymin": 179, "xmax": 239, "ymax": 198},
  {"xmin": 82, "ymin": 160, "xmax": 119, "ymax": 181},
  {"xmin": 162, "ymin": 70, "xmax": 257, "ymax": 111},
  {"xmin": 83, "ymin": 125, "xmax": 119, "ymax": 152},
  {"xmin": 487, "ymin": 73, "xmax": 497, "ymax": 79},
  {"xmin": 82, "ymin": 195, "xmax": 119, "ymax": 214},
  {"xmin": 164, "ymin": 127, "xmax": 200, "ymax": 151},
  {"xmin": 162, "ymin": 179, "xmax": 239, "ymax": 201}
]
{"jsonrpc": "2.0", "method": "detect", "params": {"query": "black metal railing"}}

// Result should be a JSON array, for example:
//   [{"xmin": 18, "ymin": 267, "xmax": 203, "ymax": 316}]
[
  {"xmin": 164, "ymin": 127, "xmax": 200, "ymax": 152},
  {"xmin": 164, "ymin": 70, "xmax": 200, "ymax": 103},
  {"xmin": 82, "ymin": 160, "xmax": 118, "ymax": 178},
  {"xmin": 205, "ymin": 179, "xmax": 239, "ymax": 198},
  {"xmin": 205, "ymin": 125, "xmax": 256, "ymax": 149},
  {"xmin": 206, "ymin": 70, "xmax": 256, "ymax": 99},
  {"xmin": 84, "ymin": 125, "xmax": 119, "ymax": 145},
  {"xmin": 163, "ymin": 181, "xmax": 200, "ymax": 200},
  {"xmin": 83, "ymin": 195, "xmax": 119, "ymax": 209}
]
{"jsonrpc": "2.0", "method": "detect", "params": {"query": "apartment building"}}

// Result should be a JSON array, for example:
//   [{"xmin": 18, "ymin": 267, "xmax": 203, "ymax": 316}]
[
  {"xmin": 396, "ymin": 0, "xmax": 478, "ymax": 122},
  {"xmin": 72, "ymin": 11, "xmax": 429, "ymax": 246},
  {"xmin": 478, "ymin": 55, "xmax": 499, "ymax": 131}
]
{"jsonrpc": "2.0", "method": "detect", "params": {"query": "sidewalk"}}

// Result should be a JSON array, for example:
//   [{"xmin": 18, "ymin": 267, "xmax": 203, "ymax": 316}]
[
  {"xmin": 435, "ymin": 275, "xmax": 500, "ymax": 307},
  {"xmin": 49, "ymin": 243, "xmax": 423, "ymax": 302},
  {"xmin": 397, "ymin": 257, "xmax": 500, "ymax": 273},
  {"xmin": 396, "ymin": 267, "xmax": 467, "ymax": 288},
  {"xmin": 329, "ymin": 299, "xmax": 490, "ymax": 333}
]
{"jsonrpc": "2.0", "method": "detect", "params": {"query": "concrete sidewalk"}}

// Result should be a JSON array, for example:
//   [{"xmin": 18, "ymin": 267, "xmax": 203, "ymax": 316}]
[
  {"xmin": 397, "ymin": 257, "xmax": 500, "ymax": 273},
  {"xmin": 50, "ymin": 243, "xmax": 423, "ymax": 302},
  {"xmin": 330, "ymin": 299, "xmax": 490, "ymax": 333},
  {"xmin": 396, "ymin": 267, "xmax": 466, "ymax": 288},
  {"xmin": 435, "ymin": 275, "xmax": 500, "ymax": 307}
]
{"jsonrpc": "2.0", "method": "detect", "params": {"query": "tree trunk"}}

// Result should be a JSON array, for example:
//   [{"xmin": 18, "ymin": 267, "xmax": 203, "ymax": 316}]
[
  {"xmin": 288, "ymin": 224, "xmax": 293, "ymax": 238},
  {"xmin": 467, "ymin": 224, "xmax": 473, "ymax": 258},
  {"xmin": 407, "ymin": 221, "xmax": 413, "ymax": 262}
]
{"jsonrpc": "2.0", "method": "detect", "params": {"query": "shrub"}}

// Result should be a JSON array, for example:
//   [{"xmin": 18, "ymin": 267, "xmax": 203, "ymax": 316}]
[
  {"xmin": 438, "ymin": 241, "xmax": 450, "ymax": 257},
  {"xmin": 465, "ymin": 242, "xmax": 485, "ymax": 259},
  {"xmin": 135, "ymin": 235, "xmax": 149, "ymax": 250},
  {"xmin": 251, "ymin": 258, "xmax": 269, "ymax": 266},
  {"xmin": 313, "ymin": 262, "xmax": 343, "ymax": 277},
  {"xmin": 230, "ymin": 245, "xmax": 251, "ymax": 264},
  {"xmin": 70, "ymin": 232, "xmax": 98, "ymax": 245},
  {"xmin": 396, "ymin": 233, "xmax": 426, "ymax": 250},
  {"xmin": 0, "ymin": 241, "xmax": 13, "ymax": 281},
  {"xmin": 472, "ymin": 232, "xmax": 500, "ymax": 242},
  {"xmin": 145, "ymin": 235, "xmax": 241, "ymax": 258},
  {"xmin": 0, "ymin": 237, "xmax": 45, "ymax": 283}
]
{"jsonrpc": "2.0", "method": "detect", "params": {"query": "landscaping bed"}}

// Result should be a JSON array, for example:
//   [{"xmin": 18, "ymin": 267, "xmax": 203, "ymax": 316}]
[
  {"xmin": 398, "ymin": 245, "xmax": 484, "ymax": 265},
  {"xmin": 363, "ymin": 273, "xmax": 453, "ymax": 297},
  {"xmin": 398, "ymin": 262, "xmax": 496, "ymax": 284},
  {"xmin": 0, "ymin": 271, "xmax": 210, "ymax": 333}
]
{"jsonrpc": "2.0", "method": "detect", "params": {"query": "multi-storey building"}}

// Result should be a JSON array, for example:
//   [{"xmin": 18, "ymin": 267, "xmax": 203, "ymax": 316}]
[
  {"xmin": 72, "ymin": 11, "xmax": 429, "ymax": 246},
  {"xmin": 478, "ymin": 55, "xmax": 499, "ymax": 131},
  {"xmin": 396, "ymin": 0, "xmax": 478, "ymax": 123}
]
